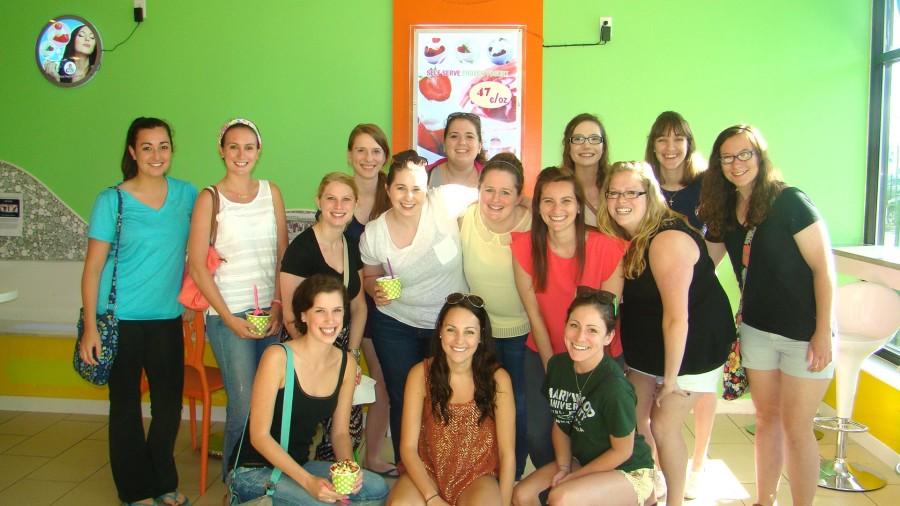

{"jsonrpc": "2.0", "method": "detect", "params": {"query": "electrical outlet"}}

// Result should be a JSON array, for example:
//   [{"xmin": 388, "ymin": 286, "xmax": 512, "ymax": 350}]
[
  {"xmin": 599, "ymin": 17, "xmax": 612, "ymax": 43},
  {"xmin": 134, "ymin": 0, "xmax": 146, "ymax": 22}
]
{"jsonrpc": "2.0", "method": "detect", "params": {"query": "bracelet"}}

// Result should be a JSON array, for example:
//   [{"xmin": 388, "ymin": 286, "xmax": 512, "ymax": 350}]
[
  {"xmin": 425, "ymin": 493, "xmax": 438, "ymax": 504},
  {"xmin": 270, "ymin": 299, "xmax": 282, "ymax": 306}
]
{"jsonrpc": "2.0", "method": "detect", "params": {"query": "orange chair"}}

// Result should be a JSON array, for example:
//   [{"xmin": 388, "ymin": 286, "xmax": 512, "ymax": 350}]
[{"xmin": 182, "ymin": 311, "xmax": 224, "ymax": 494}]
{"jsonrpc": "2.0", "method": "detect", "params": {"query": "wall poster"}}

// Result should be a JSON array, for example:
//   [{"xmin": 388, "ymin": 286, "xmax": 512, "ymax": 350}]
[{"xmin": 412, "ymin": 26, "xmax": 524, "ymax": 164}]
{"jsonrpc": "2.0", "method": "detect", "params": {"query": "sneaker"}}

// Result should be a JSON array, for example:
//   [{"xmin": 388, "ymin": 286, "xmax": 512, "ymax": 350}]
[
  {"xmin": 684, "ymin": 468, "xmax": 704, "ymax": 499},
  {"xmin": 654, "ymin": 469, "xmax": 667, "ymax": 499}
]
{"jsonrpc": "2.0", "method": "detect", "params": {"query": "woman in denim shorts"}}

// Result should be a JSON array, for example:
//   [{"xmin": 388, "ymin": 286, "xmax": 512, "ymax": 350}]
[{"xmin": 701, "ymin": 125, "xmax": 835, "ymax": 506}]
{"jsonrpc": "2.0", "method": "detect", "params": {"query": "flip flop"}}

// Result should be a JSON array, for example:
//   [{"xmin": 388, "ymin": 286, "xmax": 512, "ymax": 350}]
[
  {"xmin": 156, "ymin": 491, "xmax": 190, "ymax": 506},
  {"xmin": 368, "ymin": 465, "xmax": 400, "ymax": 478}
]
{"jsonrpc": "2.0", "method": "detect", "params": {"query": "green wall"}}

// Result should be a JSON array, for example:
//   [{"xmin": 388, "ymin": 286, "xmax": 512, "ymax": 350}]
[
  {"xmin": 541, "ymin": 0, "xmax": 871, "ymax": 247},
  {"xmin": 1, "ymin": 0, "xmax": 393, "ymax": 215},
  {"xmin": 1, "ymin": 0, "xmax": 871, "ymax": 245}
]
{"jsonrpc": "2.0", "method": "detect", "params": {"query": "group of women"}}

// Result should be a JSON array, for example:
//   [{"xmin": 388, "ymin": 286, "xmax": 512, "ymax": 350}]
[{"xmin": 80, "ymin": 110, "xmax": 834, "ymax": 506}]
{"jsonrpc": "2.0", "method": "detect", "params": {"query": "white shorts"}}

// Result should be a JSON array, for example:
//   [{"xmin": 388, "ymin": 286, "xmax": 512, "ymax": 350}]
[{"xmin": 628, "ymin": 364, "xmax": 722, "ymax": 393}]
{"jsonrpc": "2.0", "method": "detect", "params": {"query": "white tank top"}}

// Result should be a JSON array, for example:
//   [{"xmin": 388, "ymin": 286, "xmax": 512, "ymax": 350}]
[{"xmin": 211, "ymin": 180, "xmax": 277, "ymax": 315}]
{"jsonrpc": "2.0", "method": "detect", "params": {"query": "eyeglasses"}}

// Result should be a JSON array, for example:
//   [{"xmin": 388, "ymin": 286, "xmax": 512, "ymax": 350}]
[
  {"xmin": 719, "ymin": 149, "xmax": 754, "ymax": 165},
  {"xmin": 446, "ymin": 292, "xmax": 485, "ymax": 308},
  {"xmin": 605, "ymin": 190, "xmax": 647, "ymax": 200},
  {"xmin": 575, "ymin": 286, "xmax": 618, "ymax": 317},
  {"xmin": 569, "ymin": 135, "xmax": 604, "ymax": 145}
]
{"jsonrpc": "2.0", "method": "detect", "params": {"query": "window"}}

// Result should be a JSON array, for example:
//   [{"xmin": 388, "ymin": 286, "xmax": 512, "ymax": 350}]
[{"xmin": 867, "ymin": 0, "xmax": 900, "ymax": 364}]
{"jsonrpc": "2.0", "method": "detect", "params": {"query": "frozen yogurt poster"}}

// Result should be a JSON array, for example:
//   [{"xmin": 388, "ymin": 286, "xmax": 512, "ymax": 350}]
[{"xmin": 412, "ymin": 26, "xmax": 524, "ymax": 164}]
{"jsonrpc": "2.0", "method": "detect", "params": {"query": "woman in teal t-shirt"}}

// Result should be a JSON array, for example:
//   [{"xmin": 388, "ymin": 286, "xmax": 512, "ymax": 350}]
[
  {"xmin": 80, "ymin": 117, "xmax": 196, "ymax": 506},
  {"xmin": 513, "ymin": 289, "xmax": 654, "ymax": 506}
]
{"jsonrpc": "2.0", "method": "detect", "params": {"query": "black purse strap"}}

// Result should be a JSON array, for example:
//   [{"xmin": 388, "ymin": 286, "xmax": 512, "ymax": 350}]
[
  {"xmin": 735, "ymin": 227, "xmax": 756, "ymax": 325},
  {"xmin": 107, "ymin": 188, "xmax": 124, "ymax": 313}
]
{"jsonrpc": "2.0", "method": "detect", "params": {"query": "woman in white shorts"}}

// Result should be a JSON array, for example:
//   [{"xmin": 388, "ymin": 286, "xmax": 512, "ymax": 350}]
[
  {"xmin": 701, "ymin": 125, "xmax": 835, "ymax": 506},
  {"xmin": 598, "ymin": 161, "xmax": 734, "ymax": 506}
]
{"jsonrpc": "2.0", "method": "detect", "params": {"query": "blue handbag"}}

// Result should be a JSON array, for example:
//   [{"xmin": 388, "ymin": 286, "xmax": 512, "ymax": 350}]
[{"xmin": 73, "ymin": 188, "xmax": 123, "ymax": 386}]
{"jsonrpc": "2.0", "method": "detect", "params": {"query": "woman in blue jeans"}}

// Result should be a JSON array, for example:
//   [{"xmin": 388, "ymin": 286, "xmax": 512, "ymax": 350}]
[
  {"xmin": 187, "ymin": 118, "xmax": 288, "ymax": 478},
  {"xmin": 359, "ymin": 150, "xmax": 477, "ymax": 459},
  {"xmin": 230, "ymin": 274, "xmax": 388, "ymax": 505},
  {"xmin": 458, "ymin": 152, "xmax": 531, "ymax": 478}
]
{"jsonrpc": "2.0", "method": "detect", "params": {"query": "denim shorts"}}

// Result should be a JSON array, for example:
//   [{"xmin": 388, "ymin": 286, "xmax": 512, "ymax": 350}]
[
  {"xmin": 230, "ymin": 461, "xmax": 388, "ymax": 505},
  {"xmin": 740, "ymin": 323, "xmax": 835, "ymax": 379}
]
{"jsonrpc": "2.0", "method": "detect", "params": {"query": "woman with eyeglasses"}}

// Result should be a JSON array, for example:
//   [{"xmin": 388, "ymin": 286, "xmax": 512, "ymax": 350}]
[
  {"xmin": 459, "ymin": 152, "xmax": 531, "ymax": 479},
  {"xmin": 511, "ymin": 167, "xmax": 626, "ymax": 471},
  {"xmin": 512, "ymin": 290, "xmax": 655, "ymax": 506},
  {"xmin": 597, "ymin": 161, "xmax": 733, "ymax": 506},
  {"xmin": 387, "ymin": 293, "xmax": 515, "ymax": 506},
  {"xmin": 560, "ymin": 113, "xmax": 611, "ymax": 227},
  {"xmin": 427, "ymin": 112, "xmax": 487, "ymax": 188},
  {"xmin": 360, "ymin": 150, "xmax": 477, "ymax": 461},
  {"xmin": 644, "ymin": 111, "xmax": 713, "ymax": 500},
  {"xmin": 698, "ymin": 126, "xmax": 835, "ymax": 506}
]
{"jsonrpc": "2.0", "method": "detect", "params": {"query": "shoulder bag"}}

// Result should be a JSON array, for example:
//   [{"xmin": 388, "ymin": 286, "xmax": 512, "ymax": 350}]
[
  {"xmin": 73, "ymin": 188, "xmax": 123, "ymax": 386},
  {"xmin": 722, "ymin": 227, "xmax": 756, "ymax": 400},
  {"xmin": 229, "ymin": 343, "xmax": 295, "ymax": 505},
  {"xmin": 178, "ymin": 186, "xmax": 225, "ymax": 311}
]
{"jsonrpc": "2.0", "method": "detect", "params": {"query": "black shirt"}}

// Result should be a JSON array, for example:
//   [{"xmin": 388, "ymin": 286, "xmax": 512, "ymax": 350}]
[
  {"xmin": 662, "ymin": 177, "xmax": 703, "ymax": 231},
  {"xmin": 622, "ymin": 218, "xmax": 734, "ymax": 375},
  {"xmin": 281, "ymin": 226, "xmax": 363, "ymax": 327},
  {"xmin": 721, "ymin": 187, "xmax": 820, "ymax": 342}
]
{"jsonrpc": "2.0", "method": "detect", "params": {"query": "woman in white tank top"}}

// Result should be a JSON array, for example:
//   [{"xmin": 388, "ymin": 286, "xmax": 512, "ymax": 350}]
[{"xmin": 187, "ymin": 118, "xmax": 288, "ymax": 480}]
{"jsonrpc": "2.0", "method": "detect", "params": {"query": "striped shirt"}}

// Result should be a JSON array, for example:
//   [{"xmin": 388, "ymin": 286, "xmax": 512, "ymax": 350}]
[{"xmin": 210, "ymin": 180, "xmax": 277, "ymax": 315}]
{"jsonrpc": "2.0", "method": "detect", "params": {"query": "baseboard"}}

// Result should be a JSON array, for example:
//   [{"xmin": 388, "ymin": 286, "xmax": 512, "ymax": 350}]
[{"xmin": 0, "ymin": 395, "xmax": 226, "ymax": 422}]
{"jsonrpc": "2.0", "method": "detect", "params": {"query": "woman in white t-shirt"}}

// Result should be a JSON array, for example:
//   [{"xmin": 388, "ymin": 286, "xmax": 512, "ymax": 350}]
[{"xmin": 360, "ymin": 150, "xmax": 477, "ymax": 460}]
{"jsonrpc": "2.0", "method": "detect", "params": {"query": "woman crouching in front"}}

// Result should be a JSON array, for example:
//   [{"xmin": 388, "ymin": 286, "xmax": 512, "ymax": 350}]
[
  {"xmin": 229, "ymin": 274, "xmax": 388, "ymax": 505},
  {"xmin": 388, "ymin": 293, "xmax": 516, "ymax": 506},
  {"xmin": 513, "ymin": 289, "xmax": 655, "ymax": 506}
]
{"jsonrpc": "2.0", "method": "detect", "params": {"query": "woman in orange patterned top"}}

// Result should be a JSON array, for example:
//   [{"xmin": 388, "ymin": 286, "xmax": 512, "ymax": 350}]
[{"xmin": 387, "ymin": 294, "xmax": 516, "ymax": 506}]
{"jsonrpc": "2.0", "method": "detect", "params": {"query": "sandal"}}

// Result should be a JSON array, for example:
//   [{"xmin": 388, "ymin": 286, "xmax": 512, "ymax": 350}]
[
  {"xmin": 368, "ymin": 465, "xmax": 400, "ymax": 478},
  {"xmin": 156, "ymin": 491, "xmax": 190, "ymax": 506},
  {"xmin": 123, "ymin": 500, "xmax": 156, "ymax": 506}
]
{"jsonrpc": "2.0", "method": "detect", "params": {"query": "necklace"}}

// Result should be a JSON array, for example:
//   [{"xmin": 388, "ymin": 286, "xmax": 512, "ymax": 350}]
[
  {"xmin": 573, "ymin": 362, "xmax": 599, "ymax": 396},
  {"xmin": 663, "ymin": 187, "xmax": 682, "ymax": 207}
]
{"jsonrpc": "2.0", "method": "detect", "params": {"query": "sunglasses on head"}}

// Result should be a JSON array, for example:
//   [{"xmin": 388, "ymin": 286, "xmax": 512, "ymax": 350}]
[
  {"xmin": 575, "ymin": 286, "xmax": 618, "ymax": 317},
  {"xmin": 446, "ymin": 292, "xmax": 485, "ymax": 308}
]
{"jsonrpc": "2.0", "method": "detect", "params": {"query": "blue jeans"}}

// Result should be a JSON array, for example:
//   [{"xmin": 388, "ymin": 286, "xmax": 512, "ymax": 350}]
[
  {"xmin": 524, "ymin": 348, "xmax": 554, "ymax": 469},
  {"xmin": 231, "ymin": 461, "xmax": 388, "ymax": 505},
  {"xmin": 494, "ymin": 334, "xmax": 527, "ymax": 479},
  {"xmin": 206, "ymin": 311, "xmax": 279, "ymax": 479},
  {"xmin": 369, "ymin": 309, "xmax": 432, "ymax": 460}
]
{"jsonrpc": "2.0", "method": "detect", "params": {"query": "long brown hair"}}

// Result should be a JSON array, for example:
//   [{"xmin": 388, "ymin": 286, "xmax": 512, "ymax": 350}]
[
  {"xmin": 560, "ymin": 113, "xmax": 610, "ymax": 183},
  {"xmin": 347, "ymin": 123, "xmax": 392, "ymax": 220},
  {"xmin": 530, "ymin": 167, "xmax": 586, "ymax": 291},
  {"xmin": 643, "ymin": 111, "xmax": 704, "ymax": 186},
  {"xmin": 697, "ymin": 125, "xmax": 784, "ymax": 241},
  {"xmin": 428, "ymin": 298, "xmax": 499, "ymax": 424},
  {"xmin": 596, "ymin": 161, "xmax": 687, "ymax": 279}
]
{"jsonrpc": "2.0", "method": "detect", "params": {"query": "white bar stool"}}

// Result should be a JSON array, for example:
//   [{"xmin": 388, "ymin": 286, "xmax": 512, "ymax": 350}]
[{"xmin": 815, "ymin": 281, "xmax": 900, "ymax": 492}]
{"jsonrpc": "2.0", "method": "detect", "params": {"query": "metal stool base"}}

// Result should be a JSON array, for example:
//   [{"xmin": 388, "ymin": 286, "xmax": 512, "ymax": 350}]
[{"xmin": 818, "ymin": 457, "xmax": 886, "ymax": 492}]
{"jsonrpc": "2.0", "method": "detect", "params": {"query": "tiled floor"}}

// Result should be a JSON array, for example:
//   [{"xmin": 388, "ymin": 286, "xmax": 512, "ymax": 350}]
[{"xmin": 0, "ymin": 409, "xmax": 896, "ymax": 505}]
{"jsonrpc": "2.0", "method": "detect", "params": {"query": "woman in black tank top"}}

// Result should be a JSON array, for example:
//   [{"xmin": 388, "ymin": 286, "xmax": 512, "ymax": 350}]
[
  {"xmin": 597, "ymin": 161, "xmax": 733, "ymax": 506},
  {"xmin": 229, "ymin": 275, "xmax": 388, "ymax": 504}
]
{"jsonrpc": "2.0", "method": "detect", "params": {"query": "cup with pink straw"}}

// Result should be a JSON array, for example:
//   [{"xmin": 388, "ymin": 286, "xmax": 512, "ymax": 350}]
[
  {"xmin": 245, "ymin": 284, "xmax": 271, "ymax": 336},
  {"xmin": 376, "ymin": 258, "xmax": 402, "ymax": 301}
]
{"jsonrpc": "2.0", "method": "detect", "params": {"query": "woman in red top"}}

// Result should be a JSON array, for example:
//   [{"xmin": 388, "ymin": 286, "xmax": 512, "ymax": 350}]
[{"xmin": 511, "ymin": 166, "xmax": 626, "ymax": 470}]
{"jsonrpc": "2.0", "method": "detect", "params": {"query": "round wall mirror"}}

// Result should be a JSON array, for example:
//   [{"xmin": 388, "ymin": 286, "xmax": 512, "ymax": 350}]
[{"xmin": 35, "ymin": 16, "xmax": 102, "ymax": 87}]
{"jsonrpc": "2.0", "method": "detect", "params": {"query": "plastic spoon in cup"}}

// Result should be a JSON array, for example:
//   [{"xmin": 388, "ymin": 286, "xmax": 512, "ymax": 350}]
[
  {"xmin": 386, "ymin": 258, "xmax": 395, "ymax": 279},
  {"xmin": 253, "ymin": 284, "xmax": 262, "ymax": 315}
]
